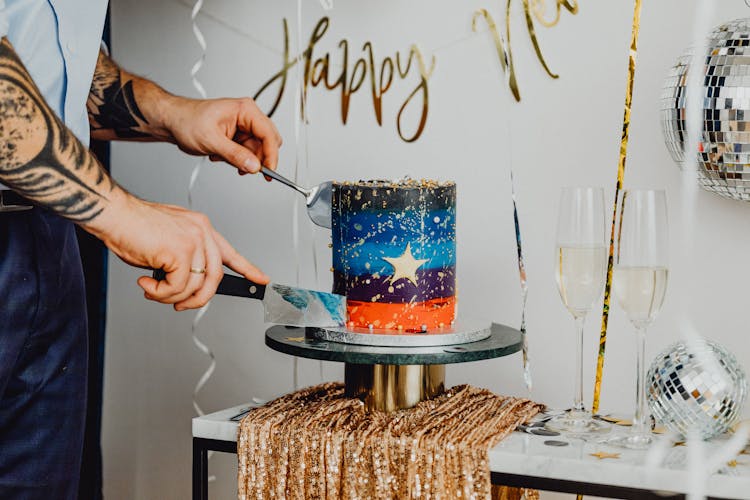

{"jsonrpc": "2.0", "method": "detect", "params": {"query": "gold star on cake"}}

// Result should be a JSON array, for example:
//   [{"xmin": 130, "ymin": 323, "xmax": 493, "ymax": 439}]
[{"xmin": 382, "ymin": 243, "xmax": 428, "ymax": 286}]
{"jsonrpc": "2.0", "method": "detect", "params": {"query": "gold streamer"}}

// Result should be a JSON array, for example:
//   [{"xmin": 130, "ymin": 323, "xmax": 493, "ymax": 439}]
[
  {"xmin": 475, "ymin": 0, "xmax": 577, "ymax": 101},
  {"xmin": 237, "ymin": 383, "xmax": 543, "ymax": 499},
  {"xmin": 473, "ymin": 5, "xmax": 521, "ymax": 101},
  {"xmin": 592, "ymin": 0, "xmax": 643, "ymax": 415},
  {"xmin": 521, "ymin": 0, "xmax": 561, "ymax": 79},
  {"xmin": 530, "ymin": 0, "xmax": 578, "ymax": 28}
]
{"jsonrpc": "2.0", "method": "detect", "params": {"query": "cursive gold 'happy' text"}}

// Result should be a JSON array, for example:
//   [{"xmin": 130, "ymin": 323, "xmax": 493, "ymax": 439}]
[{"xmin": 254, "ymin": 17, "xmax": 434, "ymax": 143}]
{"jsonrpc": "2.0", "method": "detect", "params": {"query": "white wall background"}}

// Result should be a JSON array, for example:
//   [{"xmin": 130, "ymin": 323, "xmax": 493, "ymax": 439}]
[{"xmin": 104, "ymin": 1, "xmax": 750, "ymax": 498}]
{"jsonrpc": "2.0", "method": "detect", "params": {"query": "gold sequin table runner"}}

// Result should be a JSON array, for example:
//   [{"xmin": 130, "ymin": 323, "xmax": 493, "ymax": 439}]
[{"xmin": 238, "ymin": 383, "xmax": 543, "ymax": 499}]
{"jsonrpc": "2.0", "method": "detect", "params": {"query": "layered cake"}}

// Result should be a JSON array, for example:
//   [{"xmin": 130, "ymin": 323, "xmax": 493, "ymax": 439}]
[{"xmin": 332, "ymin": 179, "xmax": 456, "ymax": 332}]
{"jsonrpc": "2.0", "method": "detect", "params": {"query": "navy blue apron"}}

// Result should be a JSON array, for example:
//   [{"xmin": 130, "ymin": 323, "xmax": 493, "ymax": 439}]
[{"xmin": 0, "ymin": 207, "xmax": 87, "ymax": 499}]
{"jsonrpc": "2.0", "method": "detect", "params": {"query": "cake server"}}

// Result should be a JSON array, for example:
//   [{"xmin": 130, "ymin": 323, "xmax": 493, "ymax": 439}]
[
  {"xmin": 260, "ymin": 166, "xmax": 332, "ymax": 229},
  {"xmin": 152, "ymin": 270, "xmax": 346, "ymax": 327}
]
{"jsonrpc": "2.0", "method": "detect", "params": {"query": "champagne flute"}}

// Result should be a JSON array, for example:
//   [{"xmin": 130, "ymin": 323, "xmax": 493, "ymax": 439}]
[
  {"xmin": 608, "ymin": 189, "xmax": 668, "ymax": 449},
  {"xmin": 547, "ymin": 187, "xmax": 609, "ymax": 435}
]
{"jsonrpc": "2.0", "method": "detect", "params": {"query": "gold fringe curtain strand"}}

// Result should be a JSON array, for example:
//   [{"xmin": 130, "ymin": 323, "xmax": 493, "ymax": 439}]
[
  {"xmin": 592, "ymin": 0, "xmax": 643, "ymax": 415},
  {"xmin": 237, "ymin": 383, "xmax": 543, "ymax": 499}
]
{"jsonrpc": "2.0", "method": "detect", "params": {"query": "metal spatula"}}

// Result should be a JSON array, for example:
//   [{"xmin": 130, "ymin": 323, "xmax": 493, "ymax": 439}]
[{"xmin": 261, "ymin": 166, "xmax": 332, "ymax": 228}]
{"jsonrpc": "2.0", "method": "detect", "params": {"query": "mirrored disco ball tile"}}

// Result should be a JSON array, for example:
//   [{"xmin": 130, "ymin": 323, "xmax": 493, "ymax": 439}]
[
  {"xmin": 647, "ymin": 339, "xmax": 747, "ymax": 440},
  {"xmin": 661, "ymin": 18, "xmax": 750, "ymax": 201}
]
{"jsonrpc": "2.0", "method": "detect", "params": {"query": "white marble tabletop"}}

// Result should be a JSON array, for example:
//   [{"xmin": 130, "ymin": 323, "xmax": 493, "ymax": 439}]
[
  {"xmin": 194, "ymin": 404, "xmax": 750, "ymax": 499},
  {"xmin": 490, "ymin": 431, "xmax": 750, "ymax": 499}
]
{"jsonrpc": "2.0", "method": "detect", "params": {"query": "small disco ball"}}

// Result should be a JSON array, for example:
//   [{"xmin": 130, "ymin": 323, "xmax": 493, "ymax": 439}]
[
  {"xmin": 661, "ymin": 18, "xmax": 750, "ymax": 201},
  {"xmin": 646, "ymin": 339, "xmax": 747, "ymax": 440}
]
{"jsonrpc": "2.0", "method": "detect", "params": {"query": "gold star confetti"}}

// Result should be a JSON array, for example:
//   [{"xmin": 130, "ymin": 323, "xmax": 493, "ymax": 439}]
[
  {"xmin": 673, "ymin": 441, "xmax": 686, "ymax": 447},
  {"xmin": 285, "ymin": 337, "xmax": 306, "ymax": 343},
  {"xmin": 382, "ymin": 242, "xmax": 428, "ymax": 286},
  {"xmin": 590, "ymin": 451, "xmax": 620, "ymax": 460},
  {"xmin": 740, "ymin": 448, "xmax": 750, "ymax": 456},
  {"xmin": 727, "ymin": 460, "xmax": 740, "ymax": 468}
]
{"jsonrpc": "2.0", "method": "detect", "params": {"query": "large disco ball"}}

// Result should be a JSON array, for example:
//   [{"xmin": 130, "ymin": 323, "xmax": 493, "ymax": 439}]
[
  {"xmin": 661, "ymin": 18, "xmax": 750, "ymax": 201},
  {"xmin": 647, "ymin": 339, "xmax": 747, "ymax": 440}
]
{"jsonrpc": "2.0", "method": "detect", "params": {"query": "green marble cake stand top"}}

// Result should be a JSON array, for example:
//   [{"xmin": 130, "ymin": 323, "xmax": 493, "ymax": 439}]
[{"xmin": 265, "ymin": 323, "xmax": 523, "ymax": 366}]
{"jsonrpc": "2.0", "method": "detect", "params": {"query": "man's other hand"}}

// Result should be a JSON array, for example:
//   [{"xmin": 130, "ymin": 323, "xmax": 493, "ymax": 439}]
[
  {"xmin": 83, "ymin": 191, "xmax": 269, "ymax": 311},
  {"xmin": 162, "ymin": 96, "xmax": 282, "ymax": 177}
]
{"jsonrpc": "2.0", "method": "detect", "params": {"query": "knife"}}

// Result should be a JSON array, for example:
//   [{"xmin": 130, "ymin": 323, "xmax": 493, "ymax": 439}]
[{"xmin": 152, "ymin": 269, "xmax": 346, "ymax": 328}]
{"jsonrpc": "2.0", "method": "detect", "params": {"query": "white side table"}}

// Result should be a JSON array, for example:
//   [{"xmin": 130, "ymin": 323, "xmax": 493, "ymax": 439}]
[{"xmin": 193, "ymin": 405, "xmax": 750, "ymax": 500}]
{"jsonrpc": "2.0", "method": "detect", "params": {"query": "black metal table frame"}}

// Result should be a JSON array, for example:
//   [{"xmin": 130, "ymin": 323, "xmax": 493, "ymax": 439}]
[
  {"xmin": 193, "ymin": 438, "xmax": 237, "ymax": 500},
  {"xmin": 192, "ymin": 437, "xmax": 733, "ymax": 500}
]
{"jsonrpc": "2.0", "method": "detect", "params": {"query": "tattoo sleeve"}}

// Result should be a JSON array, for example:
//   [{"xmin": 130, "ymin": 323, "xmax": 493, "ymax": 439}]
[
  {"xmin": 88, "ymin": 50, "xmax": 172, "ymax": 142},
  {"xmin": 0, "ymin": 37, "xmax": 119, "ymax": 223}
]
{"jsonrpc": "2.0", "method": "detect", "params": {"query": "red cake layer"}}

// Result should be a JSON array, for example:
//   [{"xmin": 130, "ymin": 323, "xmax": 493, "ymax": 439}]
[{"xmin": 346, "ymin": 296, "xmax": 456, "ymax": 332}]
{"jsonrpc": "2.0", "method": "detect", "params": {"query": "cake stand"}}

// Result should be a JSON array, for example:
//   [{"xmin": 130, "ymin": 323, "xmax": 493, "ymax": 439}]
[{"xmin": 265, "ymin": 323, "xmax": 523, "ymax": 412}]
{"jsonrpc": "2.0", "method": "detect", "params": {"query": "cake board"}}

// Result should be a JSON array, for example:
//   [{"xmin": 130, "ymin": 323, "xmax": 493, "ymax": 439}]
[
  {"xmin": 265, "ymin": 323, "xmax": 523, "ymax": 412},
  {"xmin": 308, "ymin": 317, "xmax": 492, "ymax": 347}
]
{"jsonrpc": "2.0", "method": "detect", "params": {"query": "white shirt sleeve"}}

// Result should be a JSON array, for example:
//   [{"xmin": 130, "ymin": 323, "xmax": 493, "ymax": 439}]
[{"xmin": 0, "ymin": 0, "xmax": 8, "ymax": 40}]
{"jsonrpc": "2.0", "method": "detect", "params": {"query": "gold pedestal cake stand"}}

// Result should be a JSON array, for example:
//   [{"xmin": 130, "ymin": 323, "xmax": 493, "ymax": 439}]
[{"xmin": 265, "ymin": 322, "xmax": 523, "ymax": 412}]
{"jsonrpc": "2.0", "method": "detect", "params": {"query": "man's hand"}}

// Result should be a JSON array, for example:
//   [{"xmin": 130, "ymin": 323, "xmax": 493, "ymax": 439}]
[
  {"xmin": 88, "ymin": 50, "xmax": 282, "ymax": 176},
  {"xmin": 83, "ymin": 190, "xmax": 269, "ymax": 311},
  {"xmin": 162, "ymin": 96, "xmax": 283, "ymax": 176},
  {"xmin": 0, "ymin": 38, "xmax": 267, "ymax": 310}
]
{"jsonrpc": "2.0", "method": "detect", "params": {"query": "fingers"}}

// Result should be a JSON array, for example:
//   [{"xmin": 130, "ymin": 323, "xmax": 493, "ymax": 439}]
[
  {"xmin": 175, "ymin": 232, "xmax": 224, "ymax": 311},
  {"xmin": 237, "ymin": 137, "xmax": 271, "ymax": 180},
  {"xmin": 133, "ymin": 206, "xmax": 263, "ymax": 310},
  {"xmin": 206, "ymin": 98, "xmax": 281, "ymax": 176},
  {"xmin": 139, "ymin": 246, "xmax": 207, "ymax": 305},
  {"xmin": 138, "ymin": 260, "xmax": 190, "ymax": 301},
  {"xmin": 236, "ymin": 98, "xmax": 282, "ymax": 170},
  {"xmin": 213, "ymin": 229, "xmax": 269, "ymax": 284},
  {"xmin": 235, "ymin": 137, "xmax": 271, "ymax": 179},
  {"xmin": 218, "ymin": 136, "xmax": 263, "ymax": 174}
]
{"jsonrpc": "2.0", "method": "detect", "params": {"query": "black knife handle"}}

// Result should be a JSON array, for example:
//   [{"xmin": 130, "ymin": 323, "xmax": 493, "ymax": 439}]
[
  {"xmin": 152, "ymin": 269, "xmax": 266, "ymax": 300},
  {"xmin": 216, "ymin": 273, "xmax": 266, "ymax": 300}
]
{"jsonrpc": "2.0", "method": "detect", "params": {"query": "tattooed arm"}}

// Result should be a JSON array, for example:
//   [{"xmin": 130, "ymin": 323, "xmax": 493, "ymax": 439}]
[
  {"xmin": 0, "ymin": 38, "xmax": 268, "ymax": 309},
  {"xmin": 88, "ymin": 49, "xmax": 282, "ymax": 174},
  {"xmin": 0, "ymin": 38, "xmax": 117, "ymax": 222}
]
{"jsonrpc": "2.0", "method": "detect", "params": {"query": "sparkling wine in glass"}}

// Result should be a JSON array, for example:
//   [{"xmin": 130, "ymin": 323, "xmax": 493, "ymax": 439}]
[
  {"xmin": 547, "ymin": 187, "xmax": 609, "ymax": 436},
  {"xmin": 608, "ymin": 189, "xmax": 669, "ymax": 449}
]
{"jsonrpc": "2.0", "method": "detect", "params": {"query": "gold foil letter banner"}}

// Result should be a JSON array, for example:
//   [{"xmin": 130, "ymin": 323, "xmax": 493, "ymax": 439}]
[
  {"xmin": 237, "ymin": 383, "xmax": 543, "ymax": 499},
  {"xmin": 254, "ymin": 17, "xmax": 434, "ymax": 143},
  {"xmin": 592, "ymin": 0, "xmax": 643, "ymax": 415},
  {"xmin": 473, "ymin": 0, "xmax": 578, "ymax": 101}
]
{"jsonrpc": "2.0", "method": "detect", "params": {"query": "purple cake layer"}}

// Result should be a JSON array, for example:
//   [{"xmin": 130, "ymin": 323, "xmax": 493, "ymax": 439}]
[{"xmin": 333, "ymin": 268, "xmax": 456, "ymax": 303}]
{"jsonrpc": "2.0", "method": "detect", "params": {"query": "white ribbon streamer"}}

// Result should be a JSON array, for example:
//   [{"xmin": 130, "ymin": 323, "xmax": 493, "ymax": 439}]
[
  {"xmin": 289, "ymin": 0, "xmax": 328, "ymax": 389},
  {"xmin": 494, "ymin": 23, "xmax": 532, "ymax": 392},
  {"xmin": 186, "ymin": 0, "xmax": 217, "ymax": 482},
  {"xmin": 187, "ymin": 0, "xmax": 213, "ymax": 418},
  {"xmin": 290, "ymin": 0, "xmax": 309, "ymax": 391},
  {"xmin": 190, "ymin": 303, "xmax": 214, "ymax": 417},
  {"xmin": 646, "ymin": 425, "xmax": 749, "ymax": 500},
  {"xmin": 190, "ymin": 0, "xmax": 207, "ymax": 99}
]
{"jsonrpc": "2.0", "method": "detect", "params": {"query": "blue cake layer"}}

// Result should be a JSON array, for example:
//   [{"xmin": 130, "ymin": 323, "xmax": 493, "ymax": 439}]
[{"xmin": 331, "ymin": 180, "xmax": 456, "ymax": 305}]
